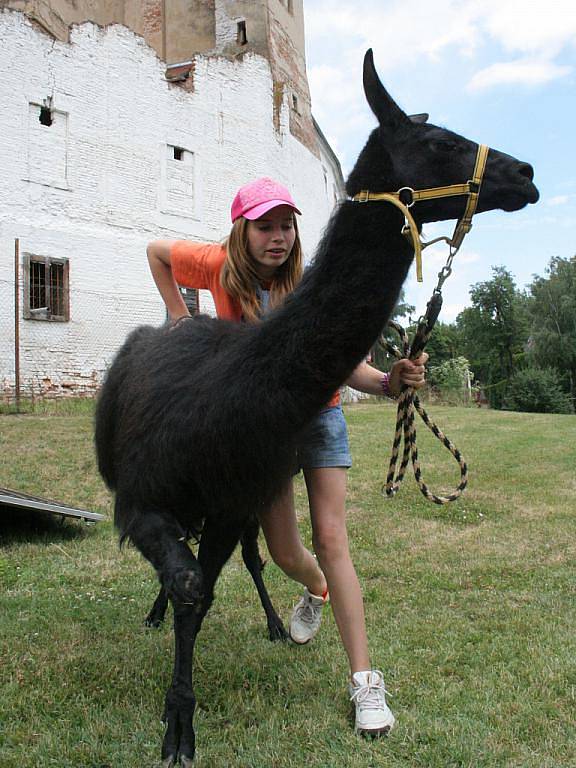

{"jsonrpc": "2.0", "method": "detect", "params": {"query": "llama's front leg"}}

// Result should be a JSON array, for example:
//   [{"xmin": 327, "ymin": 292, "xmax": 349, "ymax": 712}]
[
  {"xmin": 127, "ymin": 509, "xmax": 203, "ymax": 608},
  {"xmin": 161, "ymin": 603, "xmax": 200, "ymax": 768},
  {"xmin": 126, "ymin": 510, "xmax": 202, "ymax": 766},
  {"xmin": 241, "ymin": 517, "xmax": 288, "ymax": 641},
  {"xmin": 142, "ymin": 514, "xmax": 244, "ymax": 766},
  {"xmin": 162, "ymin": 517, "xmax": 248, "ymax": 765}
]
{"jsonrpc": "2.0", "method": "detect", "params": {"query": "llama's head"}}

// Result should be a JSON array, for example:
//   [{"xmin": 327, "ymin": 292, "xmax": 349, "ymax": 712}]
[{"xmin": 346, "ymin": 50, "xmax": 539, "ymax": 224}]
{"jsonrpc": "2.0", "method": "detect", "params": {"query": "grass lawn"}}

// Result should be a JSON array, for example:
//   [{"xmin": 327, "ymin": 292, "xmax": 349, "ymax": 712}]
[{"xmin": 1, "ymin": 401, "xmax": 575, "ymax": 768}]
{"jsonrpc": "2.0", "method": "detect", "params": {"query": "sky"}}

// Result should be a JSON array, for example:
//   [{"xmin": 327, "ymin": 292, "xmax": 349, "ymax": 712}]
[{"xmin": 302, "ymin": 0, "xmax": 576, "ymax": 322}]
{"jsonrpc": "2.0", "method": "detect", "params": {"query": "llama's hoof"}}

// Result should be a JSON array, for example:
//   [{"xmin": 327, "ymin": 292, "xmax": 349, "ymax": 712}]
[
  {"xmin": 268, "ymin": 621, "xmax": 289, "ymax": 642},
  {"xmin": 144, "ymin": 613, "xmax": 164, "ymax": 628},
  {"xmin": 160, "ymin": 757, "xmax": 194, "ymax": 767},
  {"xmin": 165, "ymin": 568, "xmax": 203, "ymax": 606}
]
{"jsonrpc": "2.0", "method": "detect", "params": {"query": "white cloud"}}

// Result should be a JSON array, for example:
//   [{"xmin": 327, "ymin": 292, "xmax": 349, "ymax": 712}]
[
  {"xmin": 481, "ymin": 0, "xmax": 576, "ymax": 56},
  {"xmin": 439, "ymin": 302, "xmax": 469, "ymax": 323},
  {"xmin": 305, "ymin": 0, "xmax": 576, "ymax": 63},
  {"xmin": 547, "ymin": 195, "xmax": 570, "ymax": 206},
  {"xmin": 305, "ymin": 0, "xmax": 482, "ymax": 71},
  {"xmin": 307, "ymin": 64, "xmax": 355, "ymax": 109},
  {"xmin": 467, "ymin": 58, "xmax": 572, "ymax": 90}
]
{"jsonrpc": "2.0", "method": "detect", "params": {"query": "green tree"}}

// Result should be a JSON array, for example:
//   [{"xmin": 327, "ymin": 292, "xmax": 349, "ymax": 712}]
[
  {"xmin": 527, "ymin": 256, "xmax": 576, "ymax": 405},
  {"xmin": 456, "ymin": 267, "xmax": 530, "ymax": 408},
  {"xmin": 504, "ymin": 367, "xmax": 574, "ymax": 414}
]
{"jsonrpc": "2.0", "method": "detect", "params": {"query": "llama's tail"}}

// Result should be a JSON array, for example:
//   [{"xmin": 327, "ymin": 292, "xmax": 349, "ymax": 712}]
[{"xmin": 94, "ymin": 325, "xmax": 158, "ymax": 490}]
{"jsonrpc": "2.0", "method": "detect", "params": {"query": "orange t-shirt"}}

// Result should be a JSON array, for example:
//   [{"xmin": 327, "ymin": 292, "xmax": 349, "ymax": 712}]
[
  {"xmin": 171, "ymin": 241, "xmax": 242, "ymax": 321},
  {"xmin": 170, "ymin": 240, "xmax": 340, "ymax": 408}
]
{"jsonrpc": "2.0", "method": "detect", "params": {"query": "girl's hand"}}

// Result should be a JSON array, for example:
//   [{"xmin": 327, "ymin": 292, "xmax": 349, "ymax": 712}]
[{"xmin": 388, "ymin": 353, "xmax": 428, "ymax": 397}]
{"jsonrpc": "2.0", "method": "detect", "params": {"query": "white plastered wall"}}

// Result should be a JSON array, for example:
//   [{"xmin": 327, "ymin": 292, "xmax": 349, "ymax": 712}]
[{"xmin": 0, "ymin": 10, "xmax": 342, "ymax": 397}]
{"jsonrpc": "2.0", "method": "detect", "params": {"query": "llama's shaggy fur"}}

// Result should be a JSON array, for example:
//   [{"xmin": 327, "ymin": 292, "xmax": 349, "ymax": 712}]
[{"xmin": 95, "ymin": 51, "xmax": 538, "ymax": 765}]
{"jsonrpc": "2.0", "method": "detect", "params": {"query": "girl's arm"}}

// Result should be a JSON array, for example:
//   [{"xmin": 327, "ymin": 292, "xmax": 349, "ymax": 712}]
[
  {"xmin": 146, "ymin": 239, "xmax": 190, "ymax": 321},
  {"xmin": 346, "ymin": 355, "xmax": 428, "ymax": 398}
]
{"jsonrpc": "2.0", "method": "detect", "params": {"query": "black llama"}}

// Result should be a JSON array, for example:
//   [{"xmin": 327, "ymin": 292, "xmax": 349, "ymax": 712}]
[{"xmin": 95, "ymin": 50, "xmax": 538, "ymax": 766}]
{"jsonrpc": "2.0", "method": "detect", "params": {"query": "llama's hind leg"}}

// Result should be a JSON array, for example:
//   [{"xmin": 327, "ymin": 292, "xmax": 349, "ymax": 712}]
[
  {"xmin": 144, "ymin": 585, "xmax": 169, "ymax": 628},
  {"xmin": 195, "ymin": 516, "xmax": 247, "ymax": 628},
  {"xmin": 241, "ymin": 517, "xmax": 288, "ymax": 641}
]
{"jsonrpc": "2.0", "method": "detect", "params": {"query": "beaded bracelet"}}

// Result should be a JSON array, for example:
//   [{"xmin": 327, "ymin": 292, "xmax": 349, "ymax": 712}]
[{"xmin": 380, "ymin": 373, "xmax": 392, "ymax": 399}]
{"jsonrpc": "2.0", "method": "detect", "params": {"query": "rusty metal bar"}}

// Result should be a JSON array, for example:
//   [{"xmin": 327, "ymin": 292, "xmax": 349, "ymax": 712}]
[
  {"xmin": 14, "ymin": 238, "xmax": 21, "ymax": 411},
  {"xmin": 0, "ymin": 487, "xmax": 105, "ymax": 523}
]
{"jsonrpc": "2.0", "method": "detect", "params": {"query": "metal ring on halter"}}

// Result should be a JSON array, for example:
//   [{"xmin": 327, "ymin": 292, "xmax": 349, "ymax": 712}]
[{"xmin": 397, "ymin": 187, "xmax": 415, "ymax": 208}]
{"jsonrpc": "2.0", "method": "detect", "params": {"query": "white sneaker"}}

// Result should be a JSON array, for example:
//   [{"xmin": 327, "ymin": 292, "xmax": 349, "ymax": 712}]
[
  {"xmin": 349, "ymin": 670, "xmax": 395, "ymax": 736},
  {"xmin": 289, "ymin": 587, "xmax": 326, "ymax": 644}
]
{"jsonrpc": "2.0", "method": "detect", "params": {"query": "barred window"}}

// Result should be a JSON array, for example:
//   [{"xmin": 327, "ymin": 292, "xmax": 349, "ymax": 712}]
[
  {"xmin": 179, "ymin": 287, "xmax": 199, "ymax": 315},
  {"xmin": 24, "ymin": 255, "xmax": 69, "ymax": 321}
]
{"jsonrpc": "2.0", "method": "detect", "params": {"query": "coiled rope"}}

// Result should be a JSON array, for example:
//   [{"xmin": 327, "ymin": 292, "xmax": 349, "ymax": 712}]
[{"xmin": 381, "ymin": 294, "xmax": 468, "ymax": 505}]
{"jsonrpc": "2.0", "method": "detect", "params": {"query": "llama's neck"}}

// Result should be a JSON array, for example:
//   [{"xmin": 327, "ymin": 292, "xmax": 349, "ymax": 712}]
[{"xmin": 249, "ymin": 200, "xmax": 414, "ymax": 422}]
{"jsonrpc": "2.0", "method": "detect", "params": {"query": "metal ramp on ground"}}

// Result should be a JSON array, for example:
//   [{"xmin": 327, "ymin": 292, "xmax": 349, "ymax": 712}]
[{"xmin": 0, "ymin": 487, "xmax": 105, "ymax": 523}]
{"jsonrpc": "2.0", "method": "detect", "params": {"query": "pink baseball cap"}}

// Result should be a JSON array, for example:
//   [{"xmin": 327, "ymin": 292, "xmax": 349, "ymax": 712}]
[{"xmin": 231, "ymin": 177, "xmax": 301, "ymax": 223}]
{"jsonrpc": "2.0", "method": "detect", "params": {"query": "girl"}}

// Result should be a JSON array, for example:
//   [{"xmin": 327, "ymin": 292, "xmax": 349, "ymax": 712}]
[{"xmin": 146, "ymin": 177, "xmax": 427, "ymax": 736}]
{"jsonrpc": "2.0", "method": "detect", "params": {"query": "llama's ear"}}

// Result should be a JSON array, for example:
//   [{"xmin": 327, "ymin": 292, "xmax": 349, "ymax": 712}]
[
  {"xmin": 363, "ymin": 49, "xmax": 409, "ymax": 127},
  {"xmin": 409, "ymin": 113, "xmax": 429, "ymax": 124}
]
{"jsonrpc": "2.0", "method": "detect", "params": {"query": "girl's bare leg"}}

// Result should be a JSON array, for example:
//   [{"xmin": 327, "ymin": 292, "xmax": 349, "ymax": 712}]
[
  {"xmin": 304, "ymin": 466, "xmax": 370, "ymax": 674},
  {"xmin": 259, "ymin": 480, "xmax": 327, "ymax": 597}
]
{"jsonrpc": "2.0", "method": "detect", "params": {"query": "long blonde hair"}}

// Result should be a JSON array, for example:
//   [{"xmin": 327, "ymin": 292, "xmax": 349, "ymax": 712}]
[{"xmin": 221, "ymin": 215, "xmax": 303, "ymax": 323}]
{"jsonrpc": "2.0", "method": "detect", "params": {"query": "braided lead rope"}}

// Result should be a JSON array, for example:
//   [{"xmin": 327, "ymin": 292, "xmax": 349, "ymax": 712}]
[{"xmin": 382, "ymin": 320, "xmax": 468, "ymax": 505}]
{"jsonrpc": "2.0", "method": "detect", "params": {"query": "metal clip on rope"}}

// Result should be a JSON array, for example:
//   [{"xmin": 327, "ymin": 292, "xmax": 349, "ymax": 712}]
[{"xmin": 382, "ymin": 294, "xmax": 468, "ymax": 505}]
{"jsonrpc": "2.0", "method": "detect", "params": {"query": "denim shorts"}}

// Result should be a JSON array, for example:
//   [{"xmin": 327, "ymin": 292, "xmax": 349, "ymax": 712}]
[{"xmin": 296, "ymin": 405, "xmax": 352, "ymax": 470}]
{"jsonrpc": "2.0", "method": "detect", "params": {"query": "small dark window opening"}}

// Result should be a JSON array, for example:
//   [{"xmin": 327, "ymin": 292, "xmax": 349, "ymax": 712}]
[
  {"xmin": 292, "ymin": 94, "xmax": 299, "ymax": 112},
  {"xmin": 25, "ymin": 256, "xmax": 69, "ymax": 321},
  {"xmin": 237, "ymin": 20, "xmax": 247, "ymax": 46},
  {"xmin": 173, "ymin": 146, "xmax": 184, "ymax": 161},
  {"xmin": 39, "ymin": 106, "xmax": 53, "ymax": 127},
  {"xmin": 287, "ymin": 0, "xmax": 294, "ymax": 13}
]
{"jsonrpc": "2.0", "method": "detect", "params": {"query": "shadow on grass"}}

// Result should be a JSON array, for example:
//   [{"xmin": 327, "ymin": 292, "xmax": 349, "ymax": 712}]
[{"xmin": 0, "ymin": 504, "xmax": 93, "ymax": 546}]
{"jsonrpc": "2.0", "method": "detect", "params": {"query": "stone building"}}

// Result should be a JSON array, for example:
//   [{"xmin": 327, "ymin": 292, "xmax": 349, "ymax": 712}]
[{"xmin": 0, "ymin": 1, "xmax": 344, "ymax": 398}]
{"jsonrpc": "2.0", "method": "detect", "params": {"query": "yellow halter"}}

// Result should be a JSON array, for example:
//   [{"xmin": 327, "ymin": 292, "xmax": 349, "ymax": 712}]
[{"xmin": 353, "ymin": 144, "xmax": 490, "ymax": 282}]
